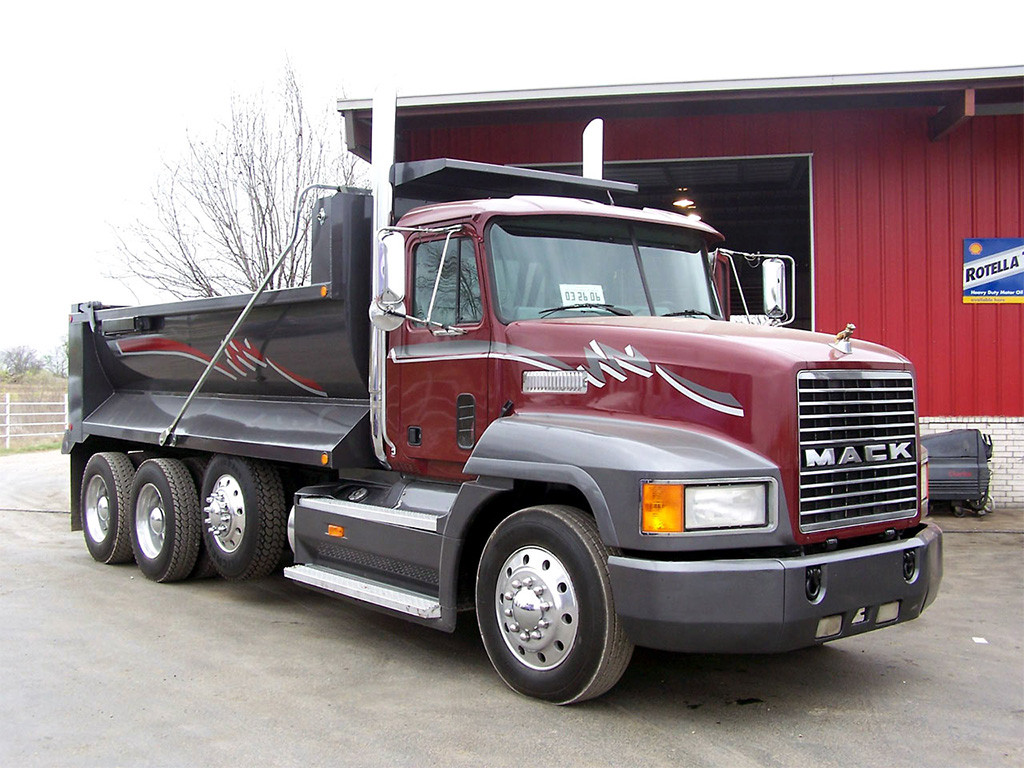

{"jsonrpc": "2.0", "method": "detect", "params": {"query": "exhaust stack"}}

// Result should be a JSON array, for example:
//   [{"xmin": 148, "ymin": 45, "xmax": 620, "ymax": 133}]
[
  {"xmin": 582, "ymin": 118, "xmax": 604, "ymax": 180},
  {"xmin": 369, "ymin": 87, "xmax": 398, "ymax": 464}
]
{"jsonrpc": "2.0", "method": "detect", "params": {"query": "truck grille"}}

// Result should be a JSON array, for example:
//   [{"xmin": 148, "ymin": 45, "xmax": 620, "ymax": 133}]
[{"xmin": 798, "ymin": 370, "xmax": 919, "ymax": 533}]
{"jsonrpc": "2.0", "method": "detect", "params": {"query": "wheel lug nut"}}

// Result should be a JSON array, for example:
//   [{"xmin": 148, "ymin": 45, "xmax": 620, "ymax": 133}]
[
  {"xmin": 504, "ymin": 608, "xmax": 513, "ymax": 617},
  {"xmin": 508, "ymin": 623, "xmax": 519, "ymax": 632},
  {"xmin": 537, "ymin": 619, "xmax": 550, "ymax": 629},
  {"xmin": 503, "ymin": 591, "xmax": 514, "ymax": 602},
  {"xmin": 523, "ymin": 577, "xmax": 534, "ymax": 588},
  {"xmin": 520, "ymin": 631, "xmax": 531, "ymax": 641},
  {"xmin": 533, "ymin": 585, "xmax": 545, "ymax": 596},
  {"xmin": 530, "ymin": 630, "xmax": 542, "ymax": 640},
  {"xmin": 511, "ymin": 580, "xmax": 522, "ymax": 589}
]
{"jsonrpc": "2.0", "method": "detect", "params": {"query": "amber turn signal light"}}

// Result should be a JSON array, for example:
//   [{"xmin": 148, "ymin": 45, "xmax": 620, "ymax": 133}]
[{"xmin": 641, "ymin": 483, "xmax": 684, "ymax": 534}]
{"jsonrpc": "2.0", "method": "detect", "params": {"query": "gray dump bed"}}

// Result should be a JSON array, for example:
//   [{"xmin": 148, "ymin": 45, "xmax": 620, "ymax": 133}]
[{"xmin": 64, "ymin": 190, "xmax": 375, "ymax": 470}]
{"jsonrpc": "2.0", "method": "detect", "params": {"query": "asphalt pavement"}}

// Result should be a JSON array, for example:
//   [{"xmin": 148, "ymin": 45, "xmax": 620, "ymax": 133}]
[{"xmin": 1, "ymin": 451, "xmax": 1021, "ymax": 767}]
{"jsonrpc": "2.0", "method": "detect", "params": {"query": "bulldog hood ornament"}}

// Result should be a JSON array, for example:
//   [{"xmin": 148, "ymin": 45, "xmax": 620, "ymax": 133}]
[{"xmin": 829, "ymin": 323, "xmax": 856, "ymax": 355}]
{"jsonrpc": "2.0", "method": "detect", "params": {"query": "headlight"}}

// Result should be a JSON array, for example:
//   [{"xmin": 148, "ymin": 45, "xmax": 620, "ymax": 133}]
[
  {"xmin": 641, "ymin": 481, "xmax": 768, "ymax": 534},
  {"xmin": 685, "ymin": 484, "xmax": 767, "ymax": 530}
]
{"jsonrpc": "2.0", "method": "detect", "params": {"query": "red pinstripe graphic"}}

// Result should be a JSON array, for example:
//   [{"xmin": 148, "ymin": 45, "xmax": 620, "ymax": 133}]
[{"xmin": 115, "ymin": 336, "xmax": 326, "ymax": 397}]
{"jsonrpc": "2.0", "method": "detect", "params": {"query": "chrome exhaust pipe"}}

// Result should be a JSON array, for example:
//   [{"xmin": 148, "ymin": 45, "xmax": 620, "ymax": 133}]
[{"xmin": 369, "ymin": 86, "xmax": 398, "ymax": 465}]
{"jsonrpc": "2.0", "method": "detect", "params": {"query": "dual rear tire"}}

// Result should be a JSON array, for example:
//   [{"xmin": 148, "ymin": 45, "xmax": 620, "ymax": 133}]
[
  {"xmin": 199, "ymin": 455, "xmax": 287, "ymax": 581},
  {"xmin": 81, "ymin": 452, "xmax": 286, "ymax": 583},
  {"xmin": 81, "ymin": 452, "xmax": 136, "ymax": 565},
  {"xmin": 129, "ymin": 458, "xmax": 201, "ymax": 583}
]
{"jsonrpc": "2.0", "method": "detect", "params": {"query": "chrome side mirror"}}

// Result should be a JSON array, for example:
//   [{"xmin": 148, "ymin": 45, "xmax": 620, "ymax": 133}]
[
  {"xmin": 762, "ymin": 257, "xmax": 788, "ymax": 321},
  {"xmin": 370, "ymin": 231, "xmax": 407, "ymax": 332},
  {"xmin": 381, "ymin": 231, "xmax": 406, "ymax": 302}
]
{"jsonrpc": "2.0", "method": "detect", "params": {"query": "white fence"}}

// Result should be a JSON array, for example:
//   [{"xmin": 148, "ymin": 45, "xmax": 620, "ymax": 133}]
[{"xmin": 2, "ymin": 394, "xmax": 68, "ymax": 449}]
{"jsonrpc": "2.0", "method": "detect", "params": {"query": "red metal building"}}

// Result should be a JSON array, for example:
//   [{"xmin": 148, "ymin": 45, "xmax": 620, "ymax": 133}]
[{"xmin": 340, "ymin": 68, "xmax": 1024, "ymax": 501}]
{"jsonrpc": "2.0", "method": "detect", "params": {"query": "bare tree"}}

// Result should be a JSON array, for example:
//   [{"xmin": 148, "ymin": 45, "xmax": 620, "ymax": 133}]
[
  {"xmin": 1, "ymin": 346, "xmax": 42, "ymax": 380},
  {"xmin": 115, "ymin": 67, "xmax": 367, "ymax": 299},
  {"xmin": 42, "ymin": 337, "xmax": 69, "ymax": 378}
]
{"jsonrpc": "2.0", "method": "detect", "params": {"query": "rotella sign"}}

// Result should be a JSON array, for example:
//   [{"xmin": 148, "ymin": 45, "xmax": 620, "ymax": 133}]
[{"xmin": 963, "ymin": 238, "xmax": 1024, "ymax": 304}]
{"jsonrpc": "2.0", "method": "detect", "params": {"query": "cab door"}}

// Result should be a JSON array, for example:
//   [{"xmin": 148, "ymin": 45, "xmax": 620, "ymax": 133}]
[{"xmin": 388, "ymin": 233, "xmax": 490, "ymax": 478}]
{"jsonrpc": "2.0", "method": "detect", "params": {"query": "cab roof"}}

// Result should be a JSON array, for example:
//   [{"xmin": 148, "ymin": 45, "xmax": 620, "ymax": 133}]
[{"xmin": 397, "ymin": 195, "xmax": 725, "ymax": 242}]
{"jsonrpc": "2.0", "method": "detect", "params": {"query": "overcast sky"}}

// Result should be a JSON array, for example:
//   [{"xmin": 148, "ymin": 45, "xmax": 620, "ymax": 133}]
[{"xmin": 1, "ymin": 0, "xmax": 1020, "ymax": 354}]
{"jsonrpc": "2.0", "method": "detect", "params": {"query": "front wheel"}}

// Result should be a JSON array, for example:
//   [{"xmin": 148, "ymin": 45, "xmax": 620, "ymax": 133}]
[{"xmin": 475, "ymin": 505, "xmax": 633, "ymax": 704}]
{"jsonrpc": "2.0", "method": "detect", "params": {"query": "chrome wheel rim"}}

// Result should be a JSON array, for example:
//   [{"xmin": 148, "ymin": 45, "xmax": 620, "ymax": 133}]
[
  {"xmin": 84, "ymin": 475, "xmax": 111, "ymax": 544},
  {"xmin": 135, "ymin": 483, "xmax": 166, "ymax": 560},
  {"xmin": 494, "ymin": 546, "xmax": 579, "ymax": 671},
  {"xmin": 204, "ymin": 474, "xmax": 245, "ymax": 554}
]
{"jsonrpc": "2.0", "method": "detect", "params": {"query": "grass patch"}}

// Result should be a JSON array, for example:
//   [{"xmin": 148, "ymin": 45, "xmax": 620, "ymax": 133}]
[{"xmin": 0, "ymin": 440, "xmax": 62, "ymax": 457}]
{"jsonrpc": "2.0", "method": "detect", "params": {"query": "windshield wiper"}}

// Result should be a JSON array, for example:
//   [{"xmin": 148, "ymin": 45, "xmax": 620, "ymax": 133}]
[
  {"xmin": 662, "ymin": 309, "xmax": 718, "ymax": 319},
  {"xmin": 539, "ymin": 303, "xmax": 633, "ymax": 317}
]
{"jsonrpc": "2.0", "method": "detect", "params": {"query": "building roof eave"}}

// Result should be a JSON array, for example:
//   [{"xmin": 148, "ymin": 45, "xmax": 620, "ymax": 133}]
[
  {"xmin": 338, "ymin": 66, "xmax": 1024, "ymax": 160},
  {"xmin": 337, "ymin": 66, "xmax": 1024, "ymax": 113}
]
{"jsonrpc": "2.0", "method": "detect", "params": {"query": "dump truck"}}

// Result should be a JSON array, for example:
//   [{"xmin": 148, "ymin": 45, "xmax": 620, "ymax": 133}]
[{"xmin": 63, "ymin": 92, "xmax": 941, "ymax": 703}]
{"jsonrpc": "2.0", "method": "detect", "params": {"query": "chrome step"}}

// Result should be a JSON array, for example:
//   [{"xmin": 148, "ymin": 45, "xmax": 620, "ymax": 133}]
[
  {"xmin": 298, "ymin": 495, "xmax": 442, "ymax": 532},
  {"xmin": 284, "ymin": 564, "xmax": 441, "ymax": 619}
]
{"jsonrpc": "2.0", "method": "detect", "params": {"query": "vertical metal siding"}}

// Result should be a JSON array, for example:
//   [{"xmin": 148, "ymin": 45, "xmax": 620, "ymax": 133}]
[{"xmin": 403, "ymin": 110, "xmax": 1024, "ymax": 417}]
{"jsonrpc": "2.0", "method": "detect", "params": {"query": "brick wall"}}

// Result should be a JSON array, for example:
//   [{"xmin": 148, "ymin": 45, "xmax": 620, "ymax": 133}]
[{"xmin": 920, "ymin": 417, "xmax": 1024, "ymax": 507}]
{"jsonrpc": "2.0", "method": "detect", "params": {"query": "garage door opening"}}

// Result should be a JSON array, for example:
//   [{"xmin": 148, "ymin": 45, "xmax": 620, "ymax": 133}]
[{"xmin": 544, "ymin": 155, "xmax": 814, "ymax": 330}]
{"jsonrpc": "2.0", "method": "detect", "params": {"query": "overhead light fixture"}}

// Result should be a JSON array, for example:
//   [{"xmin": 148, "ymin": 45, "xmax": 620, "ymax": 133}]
[{"xmin": 673, "ymin": 197, "xmax": 695, "ymax": 209}]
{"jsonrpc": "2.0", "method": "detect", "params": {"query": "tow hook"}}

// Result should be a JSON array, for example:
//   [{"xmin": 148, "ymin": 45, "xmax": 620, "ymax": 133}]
[
  {"xmin": 903, "ymin": 549, "xmax": 918, "ymax": 582},
  {"xmin": 805, "ymin": 565, "xmax": 823, "ymax": 602}
]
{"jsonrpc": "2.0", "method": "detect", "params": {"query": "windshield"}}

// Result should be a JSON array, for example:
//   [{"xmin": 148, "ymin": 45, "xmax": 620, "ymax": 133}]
[{"xmin": 487, "ymin": 216, "xmax": 720, "ymax": 322}]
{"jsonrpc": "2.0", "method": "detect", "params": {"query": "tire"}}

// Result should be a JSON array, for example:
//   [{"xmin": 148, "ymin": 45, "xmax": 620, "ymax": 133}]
[
  {"xmin": 200, "ymin": 456, "xmax": 286, "ymax": 580},
  {"xmin": 129, "ymin": 458, "xmax": 201, "ymax": 583},
  {"xmin": 183, "ymin": 456, "xmax": 218, "ymax": 580},
  {"xmin": 475, "ymin": 505, "xmax": 634, "ymax": 704},
  {"xmin": 81, "ymin": 452, "xmax": 136, "ymax": 564},
  {"xmin": 964, "ymin": 494, "xmax": 994, "ymax": 515}
]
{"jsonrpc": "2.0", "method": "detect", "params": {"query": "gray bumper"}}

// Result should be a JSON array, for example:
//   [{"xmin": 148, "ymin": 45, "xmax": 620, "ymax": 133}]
[{"xmin": 608, "ymin": 522, "xmax": 942, "ymax": 653}]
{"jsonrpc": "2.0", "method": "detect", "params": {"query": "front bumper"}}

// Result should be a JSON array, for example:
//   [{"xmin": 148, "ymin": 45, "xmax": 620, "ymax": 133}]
[{"xmin": 608, "ymin": 522, "xmax": 942, "ymax": 653}]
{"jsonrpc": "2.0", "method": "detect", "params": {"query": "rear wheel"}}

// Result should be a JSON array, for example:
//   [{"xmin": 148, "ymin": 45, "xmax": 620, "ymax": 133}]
[
  {"xmin": 129, "ymin": 458, "xmax": 201, "ymax": 583},
  {"xmin": 200, "ymin": 456, "xmax": 286, "ymax": 580},
  {"xmin": 183, "ymin": 456, "xmax": 218, "ymax": 580},
  {"xmin": 81, "ymin": 452, "xmax": 136, "ymax": 564},
  {"xmin": 475, "ymin": 505, "xmax": 633, "ymax": 704}
]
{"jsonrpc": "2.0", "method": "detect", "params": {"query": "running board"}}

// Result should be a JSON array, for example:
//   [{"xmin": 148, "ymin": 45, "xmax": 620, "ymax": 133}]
[{"xmin": 284, "ymin": 564, "xmax": 442, "ymax": 620}]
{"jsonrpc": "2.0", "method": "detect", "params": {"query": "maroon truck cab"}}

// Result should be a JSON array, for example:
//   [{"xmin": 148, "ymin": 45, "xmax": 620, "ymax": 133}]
[{"xmin": 367, "ymin": 190, "xmax": 941, "ymax": 666}]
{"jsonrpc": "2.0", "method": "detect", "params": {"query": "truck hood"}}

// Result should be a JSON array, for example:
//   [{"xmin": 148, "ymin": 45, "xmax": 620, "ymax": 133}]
[
  {"xmin": 501, "ymin": 315, "xmax": 911, "ymax": 435},
  {"xmin": 501, "ymin": 317, "xmax": 909, "ymax": 413},
  {"xmin": 497, "ymin": 316, "xmax": 915, "ymax": 532},
  {"xmin": 520, "ymin": 316, "xmax": 910, "ymax": 367}
]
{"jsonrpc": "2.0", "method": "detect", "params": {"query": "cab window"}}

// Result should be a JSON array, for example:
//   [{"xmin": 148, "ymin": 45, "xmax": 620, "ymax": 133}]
[{"xmin": 412, "ymin": 236, "xmax": 483, "ymax": 327}]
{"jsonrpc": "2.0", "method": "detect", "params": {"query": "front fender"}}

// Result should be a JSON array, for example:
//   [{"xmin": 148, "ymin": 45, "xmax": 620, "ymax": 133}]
[{"xmin": 464, "ymin": 412, "xmax": 787, "ymax": 553}]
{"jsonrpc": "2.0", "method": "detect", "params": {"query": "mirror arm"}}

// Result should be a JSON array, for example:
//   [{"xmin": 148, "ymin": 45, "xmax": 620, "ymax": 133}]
[
  {"xmin": 370, "ymin": 298, "xmax": 467, "ymax": 335},
  {"xmin": 719, "ymin": 249, "xmax": 753, "ymax": 317},
  {"xmin": 718, "ymin": 249, "xmax": 797, "ymax": 326}
]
